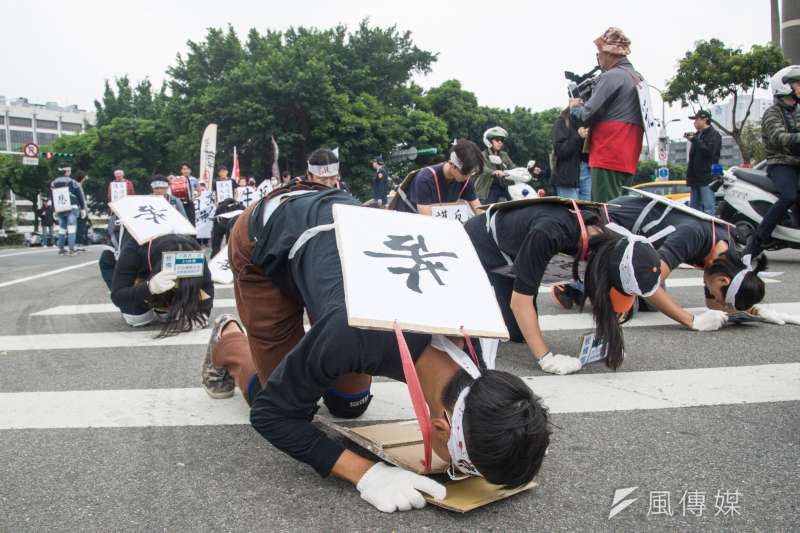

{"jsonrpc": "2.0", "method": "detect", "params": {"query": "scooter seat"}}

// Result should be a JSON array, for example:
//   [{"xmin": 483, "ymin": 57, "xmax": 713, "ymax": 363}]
[{"xmin": 732, "ymin": 168, "xmax": 780, "ymax": 194}]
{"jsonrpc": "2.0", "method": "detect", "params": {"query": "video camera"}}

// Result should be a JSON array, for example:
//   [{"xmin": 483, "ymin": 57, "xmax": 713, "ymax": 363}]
[{"xmin": 565, "ymin": 66, "xmax": 600, "ymax": 101}]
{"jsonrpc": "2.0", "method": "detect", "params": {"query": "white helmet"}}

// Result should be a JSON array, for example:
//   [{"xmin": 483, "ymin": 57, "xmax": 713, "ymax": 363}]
[
  {"xmin": 483, "ymin": 126, "xmax": 508, "ymax": 148},
  {"xmin": 770, "ymin": 65, "xmax": 800, "ymax": 97}
]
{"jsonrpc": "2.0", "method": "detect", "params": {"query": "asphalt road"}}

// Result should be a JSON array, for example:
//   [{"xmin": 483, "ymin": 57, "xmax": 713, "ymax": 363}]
[{"xmin": 1, "ymin": 245, "xmax": 798, "ymax": 532}]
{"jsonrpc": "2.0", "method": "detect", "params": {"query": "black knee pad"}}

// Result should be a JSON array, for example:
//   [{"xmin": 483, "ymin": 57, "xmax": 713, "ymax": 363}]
[{"xmin": 322, "ymin": 389, "xmax": 372, "ymax": 419}]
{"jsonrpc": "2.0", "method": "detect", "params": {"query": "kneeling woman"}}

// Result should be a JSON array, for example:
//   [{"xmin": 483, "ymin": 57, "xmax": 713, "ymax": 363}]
[
  {"xmin": 99, "ymin": 231, "xmax": 213, "ymax": 335},
  {"xmin": 202, "ymin": 149, "xmax": 551, "ymax": 513},
  {"xmin": 554, "ymin": 195, "xmax": 798, "ymax": 328},
  {"xmin": 464, "ymin": 200, "xmax": 664, "ymax": 375}
]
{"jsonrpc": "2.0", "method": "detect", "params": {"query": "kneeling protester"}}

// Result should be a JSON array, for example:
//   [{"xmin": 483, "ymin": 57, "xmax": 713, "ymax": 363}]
[
  {"xmin": 101, "ymin": 194, "xmax": 213, "ymax": 334},
  {"xmin": 205, "ymin": 150, "xmax": 551, "ymax": 513}
]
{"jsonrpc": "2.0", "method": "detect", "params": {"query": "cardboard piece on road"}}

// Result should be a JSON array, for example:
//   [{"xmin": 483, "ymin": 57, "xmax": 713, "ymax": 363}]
[
  {"xmin": 110, "ymin": 195, "xmax": 196, "ymax": 245},
  {"xmin": 316, "ymin": 417, "xmax": 537, "ymax": 513},
  {"xmin": 623, "ymin": 186, "xmax": 732, "ymax": 227},
  {"xmin": 332, "ymin": 204, "xmax": 508, "ymax": 339},
  {"xmin": 209, "ymin": 245, "xmax": 233, "ymax": 285}
]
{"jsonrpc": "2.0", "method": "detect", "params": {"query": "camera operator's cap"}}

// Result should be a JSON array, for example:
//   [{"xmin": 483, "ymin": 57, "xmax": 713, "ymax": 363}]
[
  {"xmin": 594, "ymin": 27, "xmax": 631, "ymax": 56},
  {"xmin": 688, "ymin": 110, "xmax": 712, "ymax": 120}
]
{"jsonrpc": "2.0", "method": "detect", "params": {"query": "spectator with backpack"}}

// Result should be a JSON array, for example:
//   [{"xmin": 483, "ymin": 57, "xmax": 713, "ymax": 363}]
[{"xmin": 50, "ymin": 166, "xmax": 86, "ymax": 256}]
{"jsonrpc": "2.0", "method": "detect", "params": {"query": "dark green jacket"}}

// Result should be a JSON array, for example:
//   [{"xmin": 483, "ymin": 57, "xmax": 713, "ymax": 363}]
[
  {"xmin": 762, "ymin": 98, "xmax": 800, "ymax": 166},
  {"xmin": 475, "ymin": 149, "xmax": 515, "ymax": 199}
]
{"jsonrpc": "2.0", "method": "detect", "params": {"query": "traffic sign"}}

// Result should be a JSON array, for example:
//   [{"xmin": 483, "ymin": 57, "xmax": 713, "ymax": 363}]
[
  {"xmin": 23, "ymin": 157, "xmax": 39, "ymax": 166},
  {"xmin": 23, "ymin": 143, "xmax": 40, "ymax": 158},
  {"xmin": 657, "ymin": 166, "xmax": 669, "ymax": 180}
]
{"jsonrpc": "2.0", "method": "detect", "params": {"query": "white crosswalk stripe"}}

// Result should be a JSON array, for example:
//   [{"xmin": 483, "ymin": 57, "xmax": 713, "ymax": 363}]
[
  {"xmin": 8, "ymin": 302, "xmax": 800, "ymax": 350},
  {"xmin": 1, "ymin": 363, "xmax": 798, "ymax": 429}
]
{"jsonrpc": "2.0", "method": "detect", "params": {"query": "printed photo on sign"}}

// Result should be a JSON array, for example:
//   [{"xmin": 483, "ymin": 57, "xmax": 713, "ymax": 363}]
[
  {"xmin": 333, "ymin": 204, "xmax": 508, "ymax": 338},
  {"xmin": 430, "ymin": 202, "xmax": 473, "ymax": 224},
  {"xmin": 209, "ymin": 244, "xmax": 233, "ymax": 284},
  {"xmin": 52, "ymin": 187, "xmax": 72, "ymax": 213},
  {"xmin": 109, "ymin": 181, "xmax": 128, "ymax": 202},
  {"xmin": 216, "ymin": 180, "xmax": 234, "ymax": 202},
  {"xmin": 161, "ymin": 251, "xmax": 205, "ymax": 278},
  {"xmin": 110, "ymin": 195, "xmax": 196, "ymax": 245}
]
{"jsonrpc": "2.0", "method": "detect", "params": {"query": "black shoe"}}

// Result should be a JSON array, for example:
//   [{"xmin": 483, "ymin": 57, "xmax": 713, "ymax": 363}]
[{"xmin": 744, "ymin": 235, "xmax": 762, "ymax": 257}]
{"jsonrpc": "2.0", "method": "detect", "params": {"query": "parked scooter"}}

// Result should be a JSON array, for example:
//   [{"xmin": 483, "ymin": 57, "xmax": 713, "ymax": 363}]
[
  {"xmin": 713, "ymin": 162, "xmax": 800, "ymax": 250},
  {"xmin": 487, "ymin": 155, "xmax": 540, "ymax": 200}
]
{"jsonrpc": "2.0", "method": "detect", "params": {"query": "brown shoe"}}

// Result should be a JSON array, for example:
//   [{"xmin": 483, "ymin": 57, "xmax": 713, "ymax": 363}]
[{"xmin": 201, "ymin": 314, "xmax": 241, "ymax": 399}]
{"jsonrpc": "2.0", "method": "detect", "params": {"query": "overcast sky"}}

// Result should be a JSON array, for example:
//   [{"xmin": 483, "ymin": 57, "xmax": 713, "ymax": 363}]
[{"xmin": 2, "ymin": 0, "xmax": 767, "ymax": 138}]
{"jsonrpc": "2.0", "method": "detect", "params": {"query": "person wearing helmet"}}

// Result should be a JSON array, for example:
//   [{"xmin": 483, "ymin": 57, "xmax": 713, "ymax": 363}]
[
  {"xmin": 475, "ymin": 127, "xmax": 516, "ymax": 204},
  {"xmin": 747, "ymin": 65, "xmax": 800, "ymax": 256}
]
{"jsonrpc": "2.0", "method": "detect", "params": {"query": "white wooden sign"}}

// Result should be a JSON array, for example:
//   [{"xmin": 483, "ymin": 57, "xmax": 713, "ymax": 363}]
[
  {"xmin": 110, "ymin": 195, "xmax": 196, "ymax": 245},
  {"xmin": 194, "ymin": 191, "xmax": 215, "ymax": 240},
  {"xmin": 216, "ymin": 180, "xmax": 234, "ymax": 202},
  {"xmin": 236, "ymin": 185, "xmax": 256, "ymax": 207},
  {"xmin": 333, "ymin": 204, "xmax": 508, "ymax": 339},
  {"xmin": 430, "ymin": 201, "xmax": 473, "ymax": 224},
  {"xmin": 634, "ymin": 77, "xmax": 659, "ymax": 153},
  {"xmin": 209, "ymin": 244, "xmax": 233, "ymax": 284},
  {"xmin": 256, "ymin": 180, "xmax": 273, "ymax": 200},
  {"xmin": 109, "ymin": 181, "xmax": 128, "ymax": 202},
  {"xmin": 52, "ymin": 187, "xmax": 72, "ymax": 213}
]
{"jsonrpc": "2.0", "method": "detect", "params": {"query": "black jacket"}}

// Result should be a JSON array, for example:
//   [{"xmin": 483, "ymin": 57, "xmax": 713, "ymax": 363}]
[
  {"xmin": 551, "ymin": 114, "xmax": 584, "ymax": 188},
  {"xmin": 686, "ymin": 126, "xmax": 722, "ymax": 186}
]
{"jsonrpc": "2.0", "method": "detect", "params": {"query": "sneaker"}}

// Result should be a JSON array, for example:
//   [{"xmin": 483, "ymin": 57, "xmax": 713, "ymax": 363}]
[
  {"xmin": 66, "ymin": 250, "xmax": 77, "ymax": 256},
  {"xmin": 58, "ymin": 248, "xmax": 67, "ymax": 255},
  {"xmin": 201, "ymin": 314, "xmax": 240, "ymax": 399}
]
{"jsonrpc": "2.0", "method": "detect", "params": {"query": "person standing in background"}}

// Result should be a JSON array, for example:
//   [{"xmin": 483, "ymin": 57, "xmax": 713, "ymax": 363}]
[
  {"xmin": 371, "ymin": 156, "xmax": 389, "ymax": 208},
  {"xmin": 74, "ymin": 171, "xmax": 90, "ymax": 250},
  {"xmin": 551, "ymin": 108, "xmax": 591, "ymax": 199},
  {"xmin": 37, "ymin": 199, "xmax": 55, "ymax": 247},
  {"xmin": 685, "ymin": 110, "xmax": 722, "ymax": 215}
]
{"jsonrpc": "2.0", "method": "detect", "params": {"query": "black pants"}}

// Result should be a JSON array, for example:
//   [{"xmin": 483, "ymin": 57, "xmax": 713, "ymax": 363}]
[
  {"xmin": 211, "ymin": 221, "xmax": 226, "ymax": 257},
  {"xmin": 755, "ymin": 164, "xmax": 800, "ymax": 242},
  {"xmin": 488, "ymin": 272, "xmax": 529, "ymax": 343}
]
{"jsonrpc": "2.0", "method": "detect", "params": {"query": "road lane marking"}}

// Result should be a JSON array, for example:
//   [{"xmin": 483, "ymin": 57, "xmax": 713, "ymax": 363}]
[
  {"xmin": 1, "ymin": 363, "xmax": 797, "ymax": 429},
  {"xmin": 0, "ymin": 261, "xmax": 96, "ymax": 289}
]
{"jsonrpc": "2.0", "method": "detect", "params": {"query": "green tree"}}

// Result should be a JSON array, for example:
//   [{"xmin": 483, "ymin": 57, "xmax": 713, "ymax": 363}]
[
  {"xmin": 664, "ymin": 39, "xmax": 787, "ymax": 162},
  {"xmin": 739, "ymin": 124, "xmax": 765, "ymax": 164}
]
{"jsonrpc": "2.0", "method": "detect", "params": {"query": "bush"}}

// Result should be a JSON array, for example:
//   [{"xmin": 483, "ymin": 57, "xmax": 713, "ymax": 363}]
[{"xmin": 0, "ymin": 232, "xmax": 25, "ymax": 246}]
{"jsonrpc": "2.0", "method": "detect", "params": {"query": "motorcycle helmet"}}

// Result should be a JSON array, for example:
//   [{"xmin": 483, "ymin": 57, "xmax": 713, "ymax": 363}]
[
  {"xmin": 483, "ymin": 126, "xmax": 508, "ymax": 148},
  {"xmin": 770, "ymin": 65, "xmax": 800, "ymax": 97}
]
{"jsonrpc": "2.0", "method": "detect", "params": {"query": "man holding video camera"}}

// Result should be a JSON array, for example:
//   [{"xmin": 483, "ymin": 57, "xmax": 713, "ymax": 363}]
[{"xmin": 569, "ymin": 27, "xmax": 644, "ymax": 202}]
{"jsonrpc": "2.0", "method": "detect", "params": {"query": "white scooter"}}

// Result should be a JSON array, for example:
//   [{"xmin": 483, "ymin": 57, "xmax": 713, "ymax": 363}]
[
  {"xmin": 713, "ymin": 162, "xmax": 800, "ymax": 250},
  {"xmin": 488, "ymin": 155, "xmax": 539, "ymax": 200}
]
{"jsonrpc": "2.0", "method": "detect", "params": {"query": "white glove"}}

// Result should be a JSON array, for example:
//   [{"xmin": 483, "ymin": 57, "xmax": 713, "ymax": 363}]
[
  {"xmin": 356, "ymin": 462, "xmax": 446, "ymax": 513},
  {"xmin": 80, "ymin": 209, "xmax": 87, "ymax": 219},
  {"xmin": 751, "ymin": 305, "xmax": 800, "ymax": 325},
  {"xmin": 691, "ymin": 309, "xmax": 728, "ymax": 331},
  {"xmin": 148, "ymin": 270, "xmax": 177, "ymax": 295},
  {"xmin": 537, "ymin": 352, "xmax": 582, "ymax": 375}
]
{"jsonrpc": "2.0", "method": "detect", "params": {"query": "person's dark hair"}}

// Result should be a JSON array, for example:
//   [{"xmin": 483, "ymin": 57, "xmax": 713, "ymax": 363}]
[
  {"xmin": 581, "ymin": 229, "xmax": 628, "ymax": 370},
  {"xmin": 147, "ymin": 234, "xmax": 209, "ymax": 337},
  {"xmin": 281, "ymin": 170, "xmax": 291, "ymax": 179},
  {"xmin": 448, "ymin": 139, "xmax": 484, "ymax": 177},
  {"xmin": 307, "ymin": 148, "xmax": 339, "ymax": 167},
  {"xmin": 442, "ymin": 369, "xmax": 551, "ymax": 488},
  {"xmin": 707, "ymin": 248, "xmax": 767, "ymax": 310},
  {"xmin": 74, "ymin": 171, "xmax": 86, "ymax": 182},
  {"xmin": 179, "ymin": 161, "xmax": 192, "ymax": 170},
  {"xmin": 218, "ymin": 165, "xmax": 228, "ymax": 172}
]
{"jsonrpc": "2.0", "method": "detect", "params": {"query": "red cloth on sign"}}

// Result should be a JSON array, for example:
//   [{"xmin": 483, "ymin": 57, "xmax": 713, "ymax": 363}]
[{"xmin": 588, "ymin": 121, "xmax": 643, "ymax": 175}]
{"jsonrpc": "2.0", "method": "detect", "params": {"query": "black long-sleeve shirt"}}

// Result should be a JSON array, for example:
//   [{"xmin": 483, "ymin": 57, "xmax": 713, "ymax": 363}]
[
  {"xmin": 464, "ymin": 203, "xmax": 599, "ymax": 296},
  {"xmin": 110, "ymin": 231, "xmax": 214, "ymax": 313},
  {"xmin": 249, "ymin": 189, "xmax": 430, "ymax": 477}
]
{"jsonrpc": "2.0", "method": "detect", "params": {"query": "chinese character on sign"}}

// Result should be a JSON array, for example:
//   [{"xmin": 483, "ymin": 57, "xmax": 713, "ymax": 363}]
[
  {"xmin": 714, "ymin": 489, "xmax": 741, "ymax": 517},
  {"xmin": 218, "ymin": 259, "xmax": 230, "ymax": 271},
  {"xmin": 647, "ymin": 491, "xmax": 673, "ymax": 516},
  {"xmin": 364, "ymin": 234, "xmax": 458, "ymax": 293},
  {"xmin": 679, "ymin": 490, "xmax": 706, "ymax": 517},
  {"xmin": 133, "ymin": 205, "xmax": 168, "ymax": 224}
]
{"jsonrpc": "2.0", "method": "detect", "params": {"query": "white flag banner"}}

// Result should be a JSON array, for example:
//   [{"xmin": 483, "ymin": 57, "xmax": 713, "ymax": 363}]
[
  {"xmin": 199, "ymin": 123, "xmax": 217, "ymax": 189},
  {"xmin": 194, "ymin": 191, "xmax": 215, "ymax": 240}
]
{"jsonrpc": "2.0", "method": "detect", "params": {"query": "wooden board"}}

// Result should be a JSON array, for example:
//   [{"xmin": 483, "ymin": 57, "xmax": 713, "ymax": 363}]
[
  {"xmin": 315, "ymin": 417, "xmax": 537, "ymax": 512},
  {"xmin": 332, "ymin": 203, "xmax": 508, "ymax": 339},
  {"xmin": 110, "ymin": 195, "xmax": 196, "ymax": 245}
]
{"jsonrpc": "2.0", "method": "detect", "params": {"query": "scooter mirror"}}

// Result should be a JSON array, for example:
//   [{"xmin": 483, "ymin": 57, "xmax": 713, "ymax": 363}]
[{"xmin": 526, "ymin": 160, "xmax": 537, "ymax": 169}]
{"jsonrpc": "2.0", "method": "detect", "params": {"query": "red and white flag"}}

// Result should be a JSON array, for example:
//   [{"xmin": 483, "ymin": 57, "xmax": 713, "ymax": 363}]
[{"xmin": 232, "ymin": 146, "xmax": 240, "ymax": 180}]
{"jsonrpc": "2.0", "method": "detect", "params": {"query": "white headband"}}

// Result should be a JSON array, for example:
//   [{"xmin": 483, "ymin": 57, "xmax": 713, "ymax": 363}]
[
  {"xmin": 725, "ymin": 254, "xmax": 782, "ymax": 306},
  {"xmin": 606, "ymin": 223, "xmax": 673, "ymax": 297},
  {"xmin": 449, "ymin": 151, "xmax": 463, "ymax": 171},
  {"xmin": 307, "ymin": 162, "xmax": 339, "ymax": 178},
  {"xmin": 431, "ymin": 335, "xmax": 497, "ymax": 480},
  {"xmin": 150, "ymin": 180, "xmax": 169, "ymax": 189}
]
